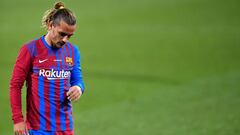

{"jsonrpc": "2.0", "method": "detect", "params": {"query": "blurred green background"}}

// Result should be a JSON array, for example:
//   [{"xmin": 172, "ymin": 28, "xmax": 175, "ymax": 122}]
[{"xmin": 1, "ymin": 0, "xmax": 240, "ymax": 134}]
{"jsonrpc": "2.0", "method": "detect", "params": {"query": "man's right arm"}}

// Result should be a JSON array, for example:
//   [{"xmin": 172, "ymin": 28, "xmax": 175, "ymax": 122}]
[{"xmin": 10, "ymin": 45, "xmax": 32, "ymax": 124}]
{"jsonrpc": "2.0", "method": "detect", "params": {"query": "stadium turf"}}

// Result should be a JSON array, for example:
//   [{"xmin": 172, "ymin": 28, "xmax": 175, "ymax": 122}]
[{"xmin": 0, "ymin": 0, "xmax": 240, "ymax": 134}]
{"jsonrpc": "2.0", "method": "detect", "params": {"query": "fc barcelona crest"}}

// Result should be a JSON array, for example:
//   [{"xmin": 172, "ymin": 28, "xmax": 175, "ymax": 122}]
[{"xmin": 65, "ymin": 57, "xmax": 73, "ymax": 66}]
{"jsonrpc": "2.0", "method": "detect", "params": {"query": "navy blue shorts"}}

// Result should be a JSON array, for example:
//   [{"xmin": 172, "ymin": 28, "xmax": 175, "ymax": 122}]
[{"xmin": 28, "ymin": 130, "xmax": 74, "ymax": 135}]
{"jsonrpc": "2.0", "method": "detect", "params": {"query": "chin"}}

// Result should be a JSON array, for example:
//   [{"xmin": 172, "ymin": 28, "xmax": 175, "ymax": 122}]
[
  {"xmin": 56, "ymin": 45, "xmax": 62, "ymax": 49},
  {"xmin": 52, "ymin": 43, "xmax": 62, "ymax": 48}
]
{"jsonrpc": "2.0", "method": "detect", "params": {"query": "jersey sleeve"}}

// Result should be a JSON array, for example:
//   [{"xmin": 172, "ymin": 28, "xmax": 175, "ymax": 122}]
[
  {"xmin": 70, "ymin": 46, "xmax": 85, "ymax": 93},
  {"xmin": 10, "ymin": 45, "xmax": 32, "ymax": 124}
]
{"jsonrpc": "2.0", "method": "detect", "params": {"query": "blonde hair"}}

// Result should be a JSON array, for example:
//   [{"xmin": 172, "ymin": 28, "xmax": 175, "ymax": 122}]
[{"xmin": 42, "ymin": 1, "xmax": 76, "ymax": 29}]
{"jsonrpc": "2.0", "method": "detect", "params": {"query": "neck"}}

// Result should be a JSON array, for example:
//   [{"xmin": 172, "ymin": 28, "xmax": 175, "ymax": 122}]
[{"xmin": 44, "ymin": 33, "xmax": 52, "ymax": 46}]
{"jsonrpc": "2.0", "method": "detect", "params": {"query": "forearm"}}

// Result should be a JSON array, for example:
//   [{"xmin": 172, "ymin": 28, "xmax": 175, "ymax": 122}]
[
  {"xmin": 10, "ymin": 86, "xmax": 23, "ymax": 124},
  {"xmin": 10, "ymin": 65, "xmax": 28, "ymax": 123},
  {"xmin": 10, "ymin": 45, "xmax": 31, "ymax": 124},
  {"xmin": 70, "ymin": 46, "xmax": 85, "ymax": 93}
]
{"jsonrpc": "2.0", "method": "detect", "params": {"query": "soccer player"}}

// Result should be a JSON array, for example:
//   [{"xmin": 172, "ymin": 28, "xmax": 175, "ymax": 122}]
[{"xmin": 10, "ymin": 2, "xmax": 85, "ymax": 135}]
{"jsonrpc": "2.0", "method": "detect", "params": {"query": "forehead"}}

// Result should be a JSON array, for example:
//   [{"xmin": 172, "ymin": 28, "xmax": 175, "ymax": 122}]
[{"xmin": 56, "ymin": 20, "xmax": 76, "ymax": 34}]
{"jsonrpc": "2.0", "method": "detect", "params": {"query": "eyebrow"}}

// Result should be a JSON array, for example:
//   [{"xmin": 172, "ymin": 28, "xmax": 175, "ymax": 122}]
[{"xmin": 59, "ymin": 31, "xmax": 74, "ymax": 38}]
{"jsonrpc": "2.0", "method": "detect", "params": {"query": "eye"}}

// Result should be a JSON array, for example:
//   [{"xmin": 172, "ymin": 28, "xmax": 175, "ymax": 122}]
[
  {"xmin": 59, "ymin": 32, "xmax": 73, "ymax": 39},
  {"xmin": 59, "ymin": 32, "xmax": 67, "ymax": 37}
]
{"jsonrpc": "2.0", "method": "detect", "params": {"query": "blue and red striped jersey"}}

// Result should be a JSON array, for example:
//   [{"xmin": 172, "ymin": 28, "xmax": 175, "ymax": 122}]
[{"xmin": 10, "ymin": 36, "xmax": 85, "ymax": 131}]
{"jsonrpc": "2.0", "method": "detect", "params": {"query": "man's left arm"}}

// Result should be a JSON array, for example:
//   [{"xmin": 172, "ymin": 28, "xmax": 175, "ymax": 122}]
[{"xmin": 67, "ymin": 45, "xmax": 85, "ymax": 102}]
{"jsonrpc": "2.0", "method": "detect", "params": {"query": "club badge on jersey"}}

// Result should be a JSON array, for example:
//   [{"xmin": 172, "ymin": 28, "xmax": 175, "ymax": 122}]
[{"xmin": 66, "ymin": 57, "xmax": 73, "ymax": 66}]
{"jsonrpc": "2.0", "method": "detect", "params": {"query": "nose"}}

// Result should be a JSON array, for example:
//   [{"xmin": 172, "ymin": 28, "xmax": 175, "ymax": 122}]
[{"xmin": 62, "ymin": 36, "xmax": 68, "ymax": 42}]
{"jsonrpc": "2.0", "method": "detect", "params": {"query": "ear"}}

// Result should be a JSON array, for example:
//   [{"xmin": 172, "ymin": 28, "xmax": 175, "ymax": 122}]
[{"xmin": 48, "ymin": 21, "xmax": 54, "ymax": 30}]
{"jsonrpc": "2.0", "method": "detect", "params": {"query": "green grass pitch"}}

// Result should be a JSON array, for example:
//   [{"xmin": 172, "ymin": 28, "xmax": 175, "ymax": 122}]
[{"xmin": 0, "ymin": 0, "xmax": 240, "ymax": 134}]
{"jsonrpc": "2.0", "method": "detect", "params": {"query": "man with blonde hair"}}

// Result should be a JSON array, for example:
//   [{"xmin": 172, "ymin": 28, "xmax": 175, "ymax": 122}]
[{"xmin": 10, "ymin": 2, "xmax": 85, "ymax": 135}]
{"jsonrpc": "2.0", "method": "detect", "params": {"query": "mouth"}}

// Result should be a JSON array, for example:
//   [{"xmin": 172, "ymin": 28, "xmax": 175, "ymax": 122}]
[{"xmin": 56, "ymin": 42, "xmax": 66, "ymax": 47}]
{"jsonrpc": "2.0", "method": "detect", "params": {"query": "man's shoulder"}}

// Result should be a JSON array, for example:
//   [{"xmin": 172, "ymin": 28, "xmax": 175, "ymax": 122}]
[
  {"xmin": 67, "ymin": 42, "xmax": 77, "ymax": 47},
  {"xmin": 24, "ymin": 37, "xmax": 41, "ymax": 48},
  {"xmin": 66, "ymin": 42, "xmax": 80, "ymax": 51},
  {"xmin": 22, "ymin": 37, "xmax": 41, "ymax": 56}
]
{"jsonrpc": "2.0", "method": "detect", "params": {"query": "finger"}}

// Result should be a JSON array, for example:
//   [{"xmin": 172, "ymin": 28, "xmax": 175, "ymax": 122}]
[
  {"xmin": 24, "ymin": 131, "xmax": 29, "ymax": 135},
  {"xmin": 70, "ymin": 93, "xmax": 80, "ymax": 102},
  {"xmin": 25, "ymin": 128, "xmax": 29, "ymax": 135},
  {"xmin": 75, "ymin": 91, "xmax": 81, "ymax": 100},
  {"xmin": 67, "ymin": 86, "xmax": 82, "ymax": 96},
  {"xmin": 72, "ymin": 91, "xmax": 81, "ymax": 102},
  {"xmin": 67, "ymin": 88, "xmax": 74, "ymax": 96},
  {"xmin": 22, "ymin": 130, "xmax": 27, "ymax": 135},
  {"xmin": 15, "ymin": 130, "xmax": 21, "ymax": 135},
  {"xmin": 73, "ymin": 94, "xmax": 81, "ymax": 102},
  {"xmin": 16, "ymin": 130, "xmax": 22, "ymax": 135},
  {"xmin": 67, "ymin": 90, "xmax": 71, "ymax": 96},
  {"xmin": 67, "ymin": 91, "xmax": 73, "ymax": 100},
  {"xmin": 68, "ymin": 90, "xmax": 80, "ymax": 101},
  {"xmin": 70, "ymin": 95, "xmax": 78, "ymax": 102},
  {"xmin": 73, "ymin": 89, "xmax": 82, "ymax": 101},
  {"xmin": 67, "ymin": 89, "xmax": 77, "ymax": 100},
  {"xmin": 20, "ymin": 130, "xmax": 24, "ymax": 135},
  {"xmin": 68, "ymin": 94, "xmax": 77, "ymax": 101}
]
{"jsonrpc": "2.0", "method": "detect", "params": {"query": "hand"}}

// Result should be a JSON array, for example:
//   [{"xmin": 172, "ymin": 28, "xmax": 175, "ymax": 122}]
[
  {"xmin": 67, "ymin": 86, "xmax": 82, "ymax": 102},
  {"xmin": 14, "ymin": 121, "xmax": 29, "ymax": 135}
]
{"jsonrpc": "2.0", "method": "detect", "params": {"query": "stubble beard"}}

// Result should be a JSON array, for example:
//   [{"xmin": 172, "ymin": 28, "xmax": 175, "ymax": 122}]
[{"xmin": 52, "ymin": 41, "xmax": 66, "ymax": 49}]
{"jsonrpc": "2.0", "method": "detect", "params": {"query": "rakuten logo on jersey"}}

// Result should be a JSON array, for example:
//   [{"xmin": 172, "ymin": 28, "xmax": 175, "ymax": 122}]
[{"xmin": 39, "ymin": 69, "xmax": 71, "ymax": 80}]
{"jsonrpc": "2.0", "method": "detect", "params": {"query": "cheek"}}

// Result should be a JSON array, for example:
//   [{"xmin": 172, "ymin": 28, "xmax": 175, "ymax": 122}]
[
  {"xmin": 51, "ymin": 29, "xmax": 59, "ymax": 39},
  {"xmin": 54, "ymin": 33, "xmax": 62, "ymax": 41},
  {"xmin": 52, "ymin": 33, "xmax": 60, "ymax": 42}
]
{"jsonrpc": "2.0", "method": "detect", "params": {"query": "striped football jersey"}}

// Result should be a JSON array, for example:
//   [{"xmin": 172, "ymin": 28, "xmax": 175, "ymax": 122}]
[{"xmin": 10, "ymin": 36, "xmax": 85, "ymax": 131}]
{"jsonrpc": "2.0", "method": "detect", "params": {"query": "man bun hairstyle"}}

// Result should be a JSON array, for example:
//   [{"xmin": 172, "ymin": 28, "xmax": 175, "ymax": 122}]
[
  {"xmin": 54, "ymin": 1, "xmax": 65, "ymax": 9},
  {"xmin": 42, "ymin": 1, "xmax": 76, "ymax": 29}
]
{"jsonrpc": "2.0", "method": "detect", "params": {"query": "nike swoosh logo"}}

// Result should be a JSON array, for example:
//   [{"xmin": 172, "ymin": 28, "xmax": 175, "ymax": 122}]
[{"xmin": 39, "ymin": 59, "xmax": 48, "ymax": 63}]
